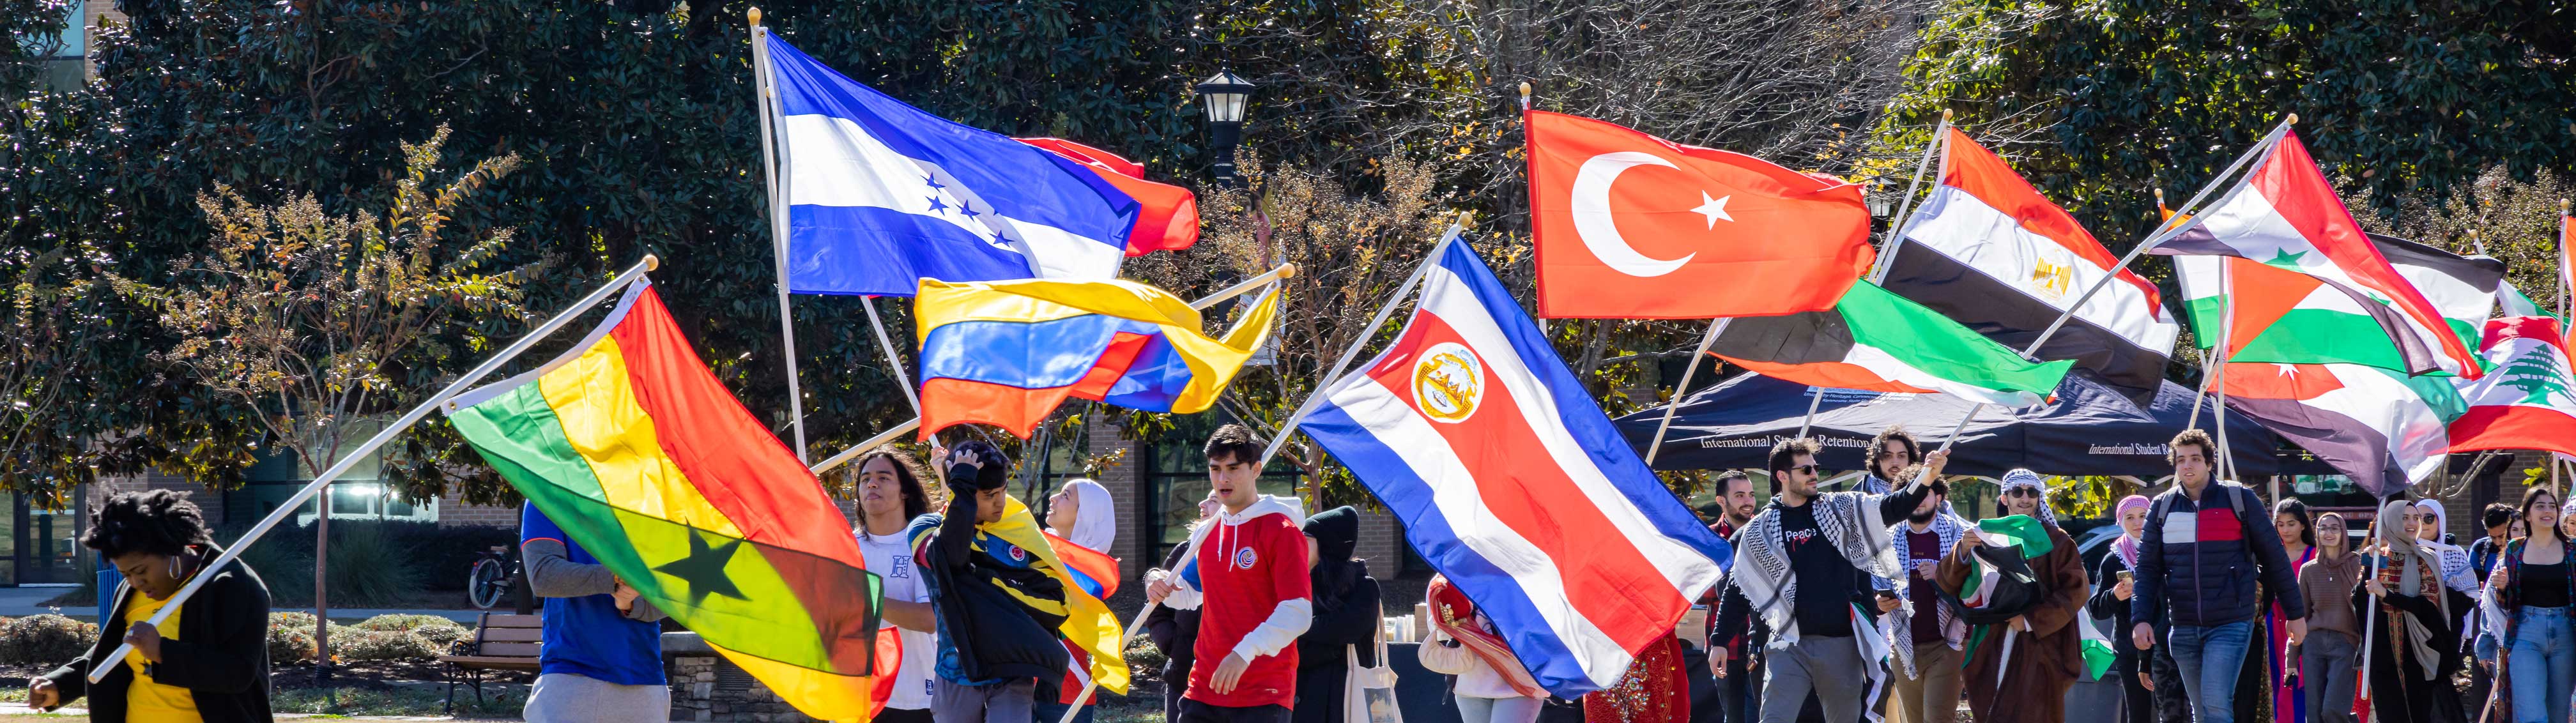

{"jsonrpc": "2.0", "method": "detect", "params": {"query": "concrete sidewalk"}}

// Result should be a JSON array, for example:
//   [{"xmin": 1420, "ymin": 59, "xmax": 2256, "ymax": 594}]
[{"xmin": 1, "ymin": 585, "xmax": 486, "ymax": 624}]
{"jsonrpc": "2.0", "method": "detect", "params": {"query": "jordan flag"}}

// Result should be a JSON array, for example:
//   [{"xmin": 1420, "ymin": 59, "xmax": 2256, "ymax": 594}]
[
  {"xmin": 2448, "ymin": 317, "xmax": 2576, "ymax": 459},
  {"xmin": 1880, "ymin": 128, "xmax": 2180, "ymax": 406},
  {"xmin": 2151, "ymin": 130, "xmax": 2481, "ymax": 377},
  {"xmin": 2221, "ymin": 362, "xmax": 2460, "ymax": 498},
  {"xmin": 1525, "ymin": 110, "xmax": 1874, "ymax": 319},
  {"xmin": 2177, "ymin": 233, "xmax": 2502, "ymax": 375}
]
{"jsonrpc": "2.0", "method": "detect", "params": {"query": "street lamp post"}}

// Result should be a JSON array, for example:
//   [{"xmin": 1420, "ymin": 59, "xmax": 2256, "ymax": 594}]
[{"xmin": 1195, "ymin": 70, "xmax": 1256, "ymax": 186}]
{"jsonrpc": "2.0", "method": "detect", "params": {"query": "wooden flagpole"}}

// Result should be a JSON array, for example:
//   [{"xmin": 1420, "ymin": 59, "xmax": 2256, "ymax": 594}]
[
  {"xmin": 749, "ymin": 8, "xmax": 813, "ymax": 463},
  {"xmin": 83, "ymin": 257, "xmax": 663, "ymax": 684}
]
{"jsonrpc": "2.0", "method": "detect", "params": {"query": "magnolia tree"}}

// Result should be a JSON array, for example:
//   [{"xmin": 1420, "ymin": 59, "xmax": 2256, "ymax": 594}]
[{"xmin": 109, "ymin": 125, "xmax": 535, "ymax": 667}]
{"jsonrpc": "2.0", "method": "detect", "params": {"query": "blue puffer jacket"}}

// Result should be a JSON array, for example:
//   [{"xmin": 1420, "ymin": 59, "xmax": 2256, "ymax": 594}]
[{"xmin": 2130, "ymin": 482, "xmax": 2306, "ymax": 628}]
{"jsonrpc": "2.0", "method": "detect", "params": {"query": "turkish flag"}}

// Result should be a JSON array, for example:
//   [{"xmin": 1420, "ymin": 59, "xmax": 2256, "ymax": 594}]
[
  {"xmin": 1526, "ymin": 110, "xmax": 1873, "ymax": 319},
  {"xmin": 1018, "ymin": 137, "xmax": 1200, "ymax": 256}
]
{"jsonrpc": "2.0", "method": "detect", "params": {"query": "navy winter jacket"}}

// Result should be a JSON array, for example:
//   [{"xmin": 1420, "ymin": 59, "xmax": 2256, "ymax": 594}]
[{"xmin": 2130, "ymin": 482, "xmax": 2306, "ymax": 628}]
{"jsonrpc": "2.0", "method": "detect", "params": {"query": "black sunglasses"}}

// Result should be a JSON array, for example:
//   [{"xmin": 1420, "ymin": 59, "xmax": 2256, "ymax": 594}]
[
  {"xmin": 2005, "ymin": 488, "xmax": 2041, "ymax": 498},
  {"xmin": 1790, "ymin": 464, "xmax": 1821, "ymax": 475}
]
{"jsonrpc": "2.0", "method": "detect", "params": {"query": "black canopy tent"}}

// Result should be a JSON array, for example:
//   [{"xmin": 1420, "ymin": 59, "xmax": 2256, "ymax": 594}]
[{"xmin": 1614, "ymin": 370, "xmax": 2339, "ymax": 478}]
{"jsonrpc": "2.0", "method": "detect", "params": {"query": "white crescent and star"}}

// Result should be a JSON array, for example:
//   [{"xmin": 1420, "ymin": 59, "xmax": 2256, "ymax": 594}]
[{"xmin": 1569, "ymin": 151, "xmax": 1734, "ymax": 278}]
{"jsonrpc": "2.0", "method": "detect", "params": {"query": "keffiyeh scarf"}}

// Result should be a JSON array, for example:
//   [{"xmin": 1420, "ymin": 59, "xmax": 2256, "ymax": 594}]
[
  {"xmin": 1731, "ymin": 491, "xmax": 1905, "ymax": 643},
  {"xmin": 1883, "ymin": 512, "xmax": 1971, "ymax": 679},
  {"xmin": 2376, "ymin": 499, "xmax": 2449, "ymax": 681}
]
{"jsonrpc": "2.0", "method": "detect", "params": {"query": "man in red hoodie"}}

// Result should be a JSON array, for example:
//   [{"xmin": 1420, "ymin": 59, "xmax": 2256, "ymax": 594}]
[{"xmin": 1146, "ymin": 424, "xmax": 1312, "ymax": 723}]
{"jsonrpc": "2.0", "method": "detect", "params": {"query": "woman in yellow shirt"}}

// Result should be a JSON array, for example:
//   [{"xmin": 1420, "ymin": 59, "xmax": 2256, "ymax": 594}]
[{"xmin": 29, "ymin": 490, "xmax": 274, "ymax": 722}]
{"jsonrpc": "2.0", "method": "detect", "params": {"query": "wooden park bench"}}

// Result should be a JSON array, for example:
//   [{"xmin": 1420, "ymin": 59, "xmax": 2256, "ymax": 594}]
[{"xmin": 441, "ymin": 612, "xmax": 542, "ymax": 712}]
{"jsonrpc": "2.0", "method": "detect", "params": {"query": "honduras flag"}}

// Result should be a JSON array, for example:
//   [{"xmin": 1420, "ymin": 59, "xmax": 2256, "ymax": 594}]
[
  {"xmin": 1298, "ymin": 243, "xmax": 1729, "ymax": 697},
  {"xmin": 763, "ymin": 34, "xmax": 1137, "ymax": 296}
]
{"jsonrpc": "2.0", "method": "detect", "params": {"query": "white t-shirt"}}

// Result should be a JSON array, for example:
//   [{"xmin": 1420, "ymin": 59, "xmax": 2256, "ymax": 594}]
[{"xmin": 860, "ymin": 529, "xmax": 938, "ymax": 710}]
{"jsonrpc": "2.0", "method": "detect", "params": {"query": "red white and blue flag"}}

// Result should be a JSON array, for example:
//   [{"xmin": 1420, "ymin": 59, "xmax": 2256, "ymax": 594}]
[{"xmin": 1298, "ymin": 243, "xmax": 1730, "ymax": 697}]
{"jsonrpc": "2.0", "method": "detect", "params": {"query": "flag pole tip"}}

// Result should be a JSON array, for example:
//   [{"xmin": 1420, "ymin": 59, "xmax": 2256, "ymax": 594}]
[
  {"xmin": 1278, "ymin": 263, "xmax": 1299, "ymax": 280},
  {"xmin": 1940, "ymin": 108, "xmax": 1953, "ymax": 121},
  {"xmin": 2285, "ymin": 113, "xmax": 2299, "ymax": 125},
  {"xmin": 1458, "ymin": 209, "xmax": 1476, "ymax": 228},
  {"xmin": 1517, "ymin": 82, "xmax": 1531, "ymax": 98},
  {"xmin": 747, "ymin": 6, "xmax": 761, "ymax": 24},
  {"xmin": 643, "ymin": 254, "xmax": 661, "ymax": 271},
  {"xmin": 2154, "ymin": 188, "xmax": 2166, "ymax": 202},
  {"xmin": 2559, "ymin": 198, "xmax": 2569, "ymax": 213}
]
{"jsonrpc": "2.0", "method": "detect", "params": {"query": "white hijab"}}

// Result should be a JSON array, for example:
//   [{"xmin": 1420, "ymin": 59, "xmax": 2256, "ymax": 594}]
[{"xmin": 1056, "ymin": 478, "xmax": 1117, "ymax": 552}]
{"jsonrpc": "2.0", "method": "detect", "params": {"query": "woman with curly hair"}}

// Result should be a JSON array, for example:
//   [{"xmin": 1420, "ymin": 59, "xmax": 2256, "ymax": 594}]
[{"xmin": 30, "ymin": 489, "xmax": 273, "ymax": 722}]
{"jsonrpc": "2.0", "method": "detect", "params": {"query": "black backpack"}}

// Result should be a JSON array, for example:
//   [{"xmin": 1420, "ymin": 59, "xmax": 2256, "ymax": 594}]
[{"xmin": 1941, "ymin": 542, "xmax": 2050, "ymax": 626}]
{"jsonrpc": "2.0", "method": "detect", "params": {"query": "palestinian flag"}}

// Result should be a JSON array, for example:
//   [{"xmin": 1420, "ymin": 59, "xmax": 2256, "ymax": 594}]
[
  {"xmin": 2079, "ymin": 612, "xmax": 2118, "ymax": 680},
  {"xmin": 2177, "ymin": 233, "xmax": 2502, "ymax": 374},
  {"xmin": 1879, "ymin": 128, "xmax": 2179, "ymax": 406},
  {"xmin": 1959, "ymin": 515, "xmax": 2054, "ymax": 607},
  {"xmin": 2448, "ymin": 317, "xmax": 2576, "ymax": 458},
  {"xmin": 1710, "ymin": 280, "xmax": 2074, "ymax": 407},
  {"xmin": 2152, "ymin": 130, "xmax": 2482, "ymax": 377},
  {"xmin": 443, "ymin": 280, "xmax": 896, "ymax": 720},
  {"xmin": 2220, "ymin": 362, "xmax": 2462, "ymax": 498},
  {"xmin": 2499, "ymin": 281, "xmax": 2566, "ymax": 324}
]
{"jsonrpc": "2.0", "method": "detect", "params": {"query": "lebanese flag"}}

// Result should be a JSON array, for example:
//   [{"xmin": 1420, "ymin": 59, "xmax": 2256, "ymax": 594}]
[
  {"xmin": 2221, "ymin": 362, "xmax": 2459, "ymax": 498},
  {"xmin": 2176, "ymin": 233, "xmax": 2502, "ymax": 374},
  {"xmin": 1525, "ymin": 110, "xmax": 1873, "ymax": 319},
  {"xmin": 1018, "ymin": 137, "xmax": 1199, "ymax": 256},
  {"xmin": 1298, "ymin": 242, "xmax": 1731, "ymax": 697},
  {"xmin": 2152, "ymin": 131, "xmax": 2481, "ymax": 377},
  {"xmin": 1709, "ymin": 280, "xmax": 2074, "ymax": 407},
  {"xmin": 2448, "ymin": 317, "xmax": 2576, "ymax": 458},
  {"xmin": 1879, "ymin": 128, "xmax": 2179, "ymax": 406}
]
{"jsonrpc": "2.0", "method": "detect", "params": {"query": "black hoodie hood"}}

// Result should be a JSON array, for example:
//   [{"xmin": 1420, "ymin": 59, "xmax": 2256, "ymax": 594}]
[{"xmin": 1305, "ymin": 506, "xmax": 1360, "ymax": 562}]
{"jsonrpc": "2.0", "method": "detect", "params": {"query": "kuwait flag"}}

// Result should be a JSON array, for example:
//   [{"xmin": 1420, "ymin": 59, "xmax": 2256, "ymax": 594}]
[
  {"xmin": 1880, "ymin": 128, "xmax": 2179, "ymax": 406},
  {"xmin": 2177, "ymin": 232, "xmax": 2503, "ymax": 374},
  {"xmin": 1299, "ymin": 242, "xmax": 1731, "ymax": 697},
  {"xmin": 2220, "ymin": 362, "xmax": 2463, "ymax": 498},
  {"xmin": 442, "ymin": 280, "xmax": 896, "ymax": 720},
  {"xmin": 2447, "ymin": 317, "xmax": 2576, "ymax": 458},
  {"xmin": 1708, "ymin": 280, "xmax": 2075, "ymax": 407},
  {"xmin": 2152, "ymin": 130, "xmax": 2481, "ymax": 377}
]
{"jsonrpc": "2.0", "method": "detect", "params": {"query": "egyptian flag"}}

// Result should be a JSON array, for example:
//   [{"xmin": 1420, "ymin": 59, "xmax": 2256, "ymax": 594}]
[
  {"xmin": 1880, "ymin": 128, "xmax": 2179, "ymax": 406},
  {"xmin": 2220, "ymin": 362, "xmax": 2463, "ymax": 498},
  {"xmin": 2177, "ymin": 233, "xmax": 2502, "ymax": 374},
  {"xmin": 2448, "ymin": 317, "xmax": 2576, "ymax": 458},
  {"xmin": 1709, "ymin": 280, "xmax": 2074, "ymax": 407},
  {"xmin": 2151, "ymin": 130, "xmax": 2481, "ymax": 378}
]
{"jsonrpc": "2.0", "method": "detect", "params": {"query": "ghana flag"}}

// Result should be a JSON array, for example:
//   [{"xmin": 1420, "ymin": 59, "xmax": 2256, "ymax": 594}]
[{"xmin": 443, "ymin": 279, "xmax": 895, "ymax": 720}]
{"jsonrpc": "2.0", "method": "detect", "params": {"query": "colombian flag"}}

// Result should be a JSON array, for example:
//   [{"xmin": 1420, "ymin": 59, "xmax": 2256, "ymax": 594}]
[
  {"xmin": 937, "ymin": 497, "xmax": 1133, "ymax": 697},
  {"xmin": 443, "ymin": 280, "xmax": 896, "ymax": 720},
  {"xmin": 914, "ymin": 277, "xmax": 1278, "ymax": 439}
]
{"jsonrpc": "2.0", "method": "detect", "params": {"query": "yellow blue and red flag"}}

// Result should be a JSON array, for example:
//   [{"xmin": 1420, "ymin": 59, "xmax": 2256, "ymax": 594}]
[{"xmin": 913, "ymin": 277, "xmax": 1278, "ymax": 439}]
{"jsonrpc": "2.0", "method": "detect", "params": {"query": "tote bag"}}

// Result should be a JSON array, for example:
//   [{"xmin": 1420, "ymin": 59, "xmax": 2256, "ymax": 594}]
[{"xmin": 1346, "ymin": 607, "xmax": 1404, "ymax": 723}]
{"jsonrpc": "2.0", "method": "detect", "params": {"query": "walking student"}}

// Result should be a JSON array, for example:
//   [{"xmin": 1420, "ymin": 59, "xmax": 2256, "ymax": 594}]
[
  {"xmin": 1292, "ymin": 506, "xmax": 1383, "ymax": 723},
  {"xmin": 1146, "ymin": 424, "xmax": 1313, "ymax": 723},
  {"xmin": 31, "ymin": 491, "xmax": 274, "ymax": 723},
  {"xmin": 2268, "ymin": 499, "xmax": 2318, "ymax": 723},
  {"xmin": 1883, "ymin": 471, "xmax": 1966, "ymax": 723},
  {"xmin": 2090, "ymin": 494, "xmax": 2153, "ymax": 723},
  {"xmin": 519, "ymin": 500, "xmax": 670, "ymax": 722},
  {"xmin": 1037, "ymin": 478, "xmax": 1119, "ymax": 723},
  {"xmin": 2358, "ymin": 498, "xmax": 2464, "ymax": 723},
  {"xmin": 1430, "ymin": 576, "xmax": 1549, "ymax": 723},
  {"xmin": 1940, "ymin": 469, "xmax": 2086, "ymax": 723},
  {"xmin": 852, "ymin": 448, "xmax": 941, "ymax": 723},
  {"xmin": 2291, "ymin": 512, "xmax": 2361, "ymax": 723},
  {"xmin": 2131, "ymin": 429, "xmax": 2307, "ymax": 723},
  {"xmin": 912, "ymin": 441, "xmax": 1071, "ymax": 723},
  {"xmin": 1856, "ymin": 426, "xmax": 1918, "ymax": 496},
  {"xmin": 1712, "ymin": 438, "xmax": 1935, "ymax": 723},
  {"xmin": 1703, "ymin": 471, "xmax": 1763, "ymax": 723},
  {"xmin": 2481, "ymin": 489, "xmax": 2576, "ymax": 723}
]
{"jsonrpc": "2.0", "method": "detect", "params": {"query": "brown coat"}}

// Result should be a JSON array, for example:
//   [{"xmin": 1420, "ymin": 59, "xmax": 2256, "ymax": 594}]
[{"xmin": 1937, "ymin": 522, "xmax": 2088, "ymax": 723}]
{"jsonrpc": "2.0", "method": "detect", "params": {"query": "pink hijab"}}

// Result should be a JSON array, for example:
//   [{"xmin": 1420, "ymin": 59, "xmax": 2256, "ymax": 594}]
[{"xmin": 2113, "ymin": 494, "xmax": 2153, "ymax": 570}]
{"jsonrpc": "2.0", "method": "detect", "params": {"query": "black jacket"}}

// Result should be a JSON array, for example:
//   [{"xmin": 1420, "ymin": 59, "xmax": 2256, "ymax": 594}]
[
  {"xmin": 2088, "ymin": 551, "xmax": 2139, "ymax": 675},
  {"xmin": 1144, "ymin": 542, "xmax": 1201, "ymax": 674},
  {"xmin": 912, "ymin": 492, "xmax": 1071, "ymax": 687},
  {"xmin": 1297, "ymin": 559, "xmax": 1383, "ymax": 671},
  {"xmin": 2132, "ymin": 483, "xmax": 2306, "ymax": 628},
  {"xmin": 45, "ymin": 551, "xmax": 273, "ymax": 723}
]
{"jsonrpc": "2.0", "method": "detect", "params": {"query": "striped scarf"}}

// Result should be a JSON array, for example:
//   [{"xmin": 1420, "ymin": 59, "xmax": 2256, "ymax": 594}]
[
  {"xmin": 1731, "ymin": 491, "xmax": 1904, "ymax": 644},
  {"xmin": 1884, "ymin": 512, "xmax": 1970, "ymax": 679}
]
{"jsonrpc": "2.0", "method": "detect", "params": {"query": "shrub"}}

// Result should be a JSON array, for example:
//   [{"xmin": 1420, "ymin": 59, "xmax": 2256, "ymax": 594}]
[
  {"xmin": 411, "ymin": 622, "xmax": 471, "ymax": 654},
  {"xmin": 1, "ymin": 615, "xmax": 100, "ymax": 667},
  {"xmin": 351, "ymin": 614, "xmax": 454, "ymax": 632},
  {"xmin": 323, "ymin": 523, "xmax": 424, "ymax": 607},
  {"xmin": 1122, "ymin": 636, "xmax": 1166, "ymax": 673},
  {"xmin": 335, "ymin": 629, "xmax": 444, "ymax": 662},
  {"xmin": 268, "ymin": 611, "xmax": 319, "ymax": 664}
]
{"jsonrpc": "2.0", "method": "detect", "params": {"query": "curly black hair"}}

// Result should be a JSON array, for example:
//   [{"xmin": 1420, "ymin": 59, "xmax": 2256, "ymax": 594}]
[
  {"xmin": 1767, "ymin": 437, "xmax": 1821, "ymax": 482},
  {"xmin": 1866, "ymin": 427, "xmax": 1919, "ymax": 478},
  {"xmin": 84, "ymin": 490, "xmax": 214, "ymax": 559},
  {"xmin": 853, "ymin": 446, "xmax": 936, "ymax": 520}
]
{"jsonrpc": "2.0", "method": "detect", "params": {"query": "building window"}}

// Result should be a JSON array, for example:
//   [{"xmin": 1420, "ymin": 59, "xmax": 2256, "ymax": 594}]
[
  {"xmin": 1142, "ymin": 415, "xmax": 1301, "ymax": 563},
  {"xmin": 237, "ymin": 430, "xmax": 438, "ymax": 525}
]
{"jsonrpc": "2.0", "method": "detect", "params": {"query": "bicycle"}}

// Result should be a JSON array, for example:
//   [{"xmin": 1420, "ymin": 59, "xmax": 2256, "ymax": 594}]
[{"xmin": 466, "ymin": 544, "xmax": 525, "ymax": 610}]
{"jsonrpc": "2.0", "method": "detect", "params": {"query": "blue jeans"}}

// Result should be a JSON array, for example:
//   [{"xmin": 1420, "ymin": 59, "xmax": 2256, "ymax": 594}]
[
  {"xmin": 2168, "ymin": 620, "xmax": 2257, "ymax": 723},
  {"xmin": 2510, "ymin": 606, "xmax": 2576, "ymax": 723}
]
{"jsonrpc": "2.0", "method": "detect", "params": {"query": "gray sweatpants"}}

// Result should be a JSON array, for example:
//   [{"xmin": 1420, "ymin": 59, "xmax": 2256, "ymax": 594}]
[
  {"xmin": 933, "ymin": 677, "xmax": 1035, "ymax": 723},
  {"xmin": 1761, "ymin": 636, "xmax": 1871, "ymax": 723},
  {"xmin": 523, "ymin": 672, "xmax": 672, "ymax": 723},
  {"xmin": 2300, "ymin": 630, "xmax": 2361, "ymax": 723}
]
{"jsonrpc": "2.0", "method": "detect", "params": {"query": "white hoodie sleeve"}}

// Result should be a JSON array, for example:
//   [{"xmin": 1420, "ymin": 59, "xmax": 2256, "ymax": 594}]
[
  {"xmin": 1152, "ymin": 567, "xmax": 1206, "ymax": 610},
  {"xmin": 1229, "ymin": 598, "xmax": 1314, "ymax": 662}
]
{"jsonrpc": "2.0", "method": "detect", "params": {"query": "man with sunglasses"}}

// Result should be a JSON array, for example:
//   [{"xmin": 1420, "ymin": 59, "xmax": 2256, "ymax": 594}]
[{"xmin": 1712, "ymin": 438, "xmax": 1940, "ymax": 723}]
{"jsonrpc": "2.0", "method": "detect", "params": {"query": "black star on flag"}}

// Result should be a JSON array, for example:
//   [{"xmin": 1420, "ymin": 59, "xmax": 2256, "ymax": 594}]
[{"xmin": 654, "ymin": 531, "xmax": 749, "ymax": 605}]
